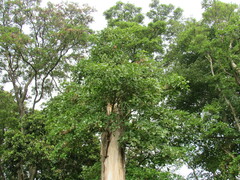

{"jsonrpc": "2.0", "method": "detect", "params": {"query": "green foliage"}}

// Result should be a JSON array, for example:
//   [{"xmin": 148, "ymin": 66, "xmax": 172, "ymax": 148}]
[
  {"xmin": 0, "ymin": 0, "xmax": 94, "ymax": 113},
  {"xmin": 147, "ymin": 0, "xmax": 184, "ymax": 44},
  {"xmin": 202, "ymin": 0, "xmax": 239, "ymax": 27},
  {"xmin": 126, "ymin": 165, "xmax": 185, "ymax": 180},
  {"xmin": 81, "ymin": 162, "xmax": 101, "ymax": 180},
  {"xmin": 71, "ymin": 19, "xmax": 190, "ymax": 178},
  {"xmin": 0, "ymin": 0, "xmax": 94, "ymax": 179},
  {"xmin": 43, "ymin": 84, "xmax": 100, "ymax": 179},
  {"xmin": 103, "ymin": 1, "xmax": 144, "ymax": 26},
  {"xmin": 0, "ymin": 89, "xmax": 18, "ymax": 131},
  {"xmin": 167, "ymin": 1, "xmax": 240, "ymax": 178},
  {"xmin": 147, "ymin": 0, "xmax": 182, "ymax": 22},
  {"xmin": 1, "ymin": 0, "xmax": 239, "ymax": 179},
  {"xmin": 0, "ymin": 89, "xmax": 18, "ymax": 178},
  {"xmin": 1, "ymin": 112, "xmax": 51, "ymax": 179}
]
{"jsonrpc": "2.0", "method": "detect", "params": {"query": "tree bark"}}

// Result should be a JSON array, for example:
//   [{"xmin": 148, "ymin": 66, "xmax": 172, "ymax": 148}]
[
  {"xmin": 101, "ymin": 129, "xmax": 125, "ymax": 180},
  {"xmin": 101, "ymin": 103, "xmax": 125, "ymax": 180},
  {"xmin": 29, "ymin": 165, "xmax": 37, "ymax": 180},
  {"xmin": 17, "ymin": 161, "xmax": 24, "ymax": 180}
]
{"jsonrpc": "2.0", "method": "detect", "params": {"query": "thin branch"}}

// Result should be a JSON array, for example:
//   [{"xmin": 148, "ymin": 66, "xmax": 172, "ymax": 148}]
[
  {"xmin": 222, "ymin": 148, "xmax": 235, "ymax": 159},
  {"xmin": 206, "ymin": 54, "xmax": 215, "ymax": 76},
  {"xmin": 230, "ymin": 59, "xmax": 240, "ymax": 75},
  {"xmin": 32, "ymin": 75, "xmax": 39, "ymax": 111},
  {"xmin": 20, "ymin": 73, "xmax": 35, "ymax": 104},
  {"xmin": 223, "ymin": 95, "xmax": 240, "ymax": 131},
  {"xmin": 19, "ymin": 51, "xmax": 37, "ymax": 73},
  {"xmin": 34, "ymin": 51, "xmax": 67, "ymax": 104},
  {"xmin": 6, "ymin": 52, "xmax": 20, "ymax": 103},
  {"xmin": 52, "ymin": 76, "xmax": 63, "ymax": 94},
  {"xmin": 18, "ymin": 51, "xmax": 37, "ymax": 107},
  {"xmin": 206, "ymin": 53, "xmax": 240, "ymax": 131}
]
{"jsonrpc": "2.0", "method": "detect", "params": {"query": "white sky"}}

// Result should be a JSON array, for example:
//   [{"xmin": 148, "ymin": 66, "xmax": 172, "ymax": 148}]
[{"xmin": 43, "ymin": 0, "xmax": 240, "ymax": 30}]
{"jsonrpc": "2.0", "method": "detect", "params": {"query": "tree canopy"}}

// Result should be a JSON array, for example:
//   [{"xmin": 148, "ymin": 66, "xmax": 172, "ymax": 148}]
[{"xmin": 0, "ymin": 0, "xmax": 240, "ymax": 179}]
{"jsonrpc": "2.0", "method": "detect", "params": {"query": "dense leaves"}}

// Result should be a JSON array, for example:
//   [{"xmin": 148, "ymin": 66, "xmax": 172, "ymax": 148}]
[
  {"xmin": 0, "ymin": 0, "xmax": 94, "ymax": 179},
  {"xmin": 0, "ymin": 0, "xmax": 93, "ymax": 114},
  {"xmin": 72, "ymin": 15, "xmax": 189, "ymax": 179},
  {"xmin": 166, "ymin": 0, "xmax": 240, "ymax": 179},
  {"xmin": 103, "ymin": 1, "xmax": 144, "ymax": 26},
  {"xmin": 1, "ymin": 0, "xmax": 240, "ymax": 179}
]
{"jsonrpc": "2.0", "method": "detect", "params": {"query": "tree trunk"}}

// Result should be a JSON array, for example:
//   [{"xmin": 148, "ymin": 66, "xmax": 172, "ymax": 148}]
[
  {"xmin": 101, "ymin": 128, "xmax": 125, "ymax": 180},
  {"xmin": 17, "ymin": 161, "xmax": 24, "ymax": 180},
  {"xmin": 29, "ymin": 165, "xmax": 37, "ymax": 180},
  {"xmin": 17, "ymin": 103, "xmax": 26, "ymax": 180}
]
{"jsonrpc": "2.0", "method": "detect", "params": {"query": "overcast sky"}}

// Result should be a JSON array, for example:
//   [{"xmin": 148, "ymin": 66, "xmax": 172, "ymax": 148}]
[{"xmin": 43, "ymin": 0, "xmax": 240, "ymax": 30}]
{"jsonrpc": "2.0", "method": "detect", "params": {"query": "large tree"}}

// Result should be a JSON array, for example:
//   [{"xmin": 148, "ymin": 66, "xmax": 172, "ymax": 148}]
[
  {"xmin": 0, "ymin": 0, "xmax": 94, "ymax": 179},
  {"xmin": 72, "ymin": 18, "xmax": 188, "ymax": 179},
  {"xmin": 49, "ymin": 2, "xmax": 188, "ymax": 179},
  {"xmin": 166, "ymin": 0, "xmax": 240, "ymax": 178},
  {"xmin": 0, "ymin": 0, "xmax": 93, "ymax": 116}
]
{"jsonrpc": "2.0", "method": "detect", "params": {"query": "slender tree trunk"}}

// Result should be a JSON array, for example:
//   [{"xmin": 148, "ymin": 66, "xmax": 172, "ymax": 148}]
[
  {"xmin": 101, "ymin": 128, "xmax": 125, "ymax": 180},
  {"xmin": 17, "ymin": 161, "xmax": 24, "ymax": 180},
  {"xmin": 17, "ymin": 102, "xmax": 26, "ymax": 180},
  {"xmin": 29, "ymin": 165, "xmax": 37, "ymax": 180}
]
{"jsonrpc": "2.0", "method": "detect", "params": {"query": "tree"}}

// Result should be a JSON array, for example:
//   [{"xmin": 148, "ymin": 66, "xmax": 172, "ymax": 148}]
[
  {"xmin": 0, "ymin": 88, "xmax": 18, "ymax": 180},
  {"xmin": 166, "ymin": 0, "xmax": 240, "ymax": 178},
  {"xmin": 0, "ymin": 0, "xmax": 94, "ymax": 179},
  {"xmin": 0, "ymin": 0, "xmax": 93, "ymax": 116},
  {"xmin": 72, "ymin": 20, "xmax": 188, "ymax": 179},
  {"xmin": 1, "ymin": 112, "xmax": 51, "ymax": 179},
  {"xmin": 43, "ymin": 89, "xmax": 100, "ymax": 179},
  {"xmin": 103, "ymin": 1, "xmax": 144, "ymax": 26},
  {"xmin": 147, "ymin": 0, "xmax": 184, "ymax": 44}
]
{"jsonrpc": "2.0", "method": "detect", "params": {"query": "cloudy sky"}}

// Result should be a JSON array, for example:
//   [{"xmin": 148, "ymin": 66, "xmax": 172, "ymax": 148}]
[{"xmin": 43, "ymin": 0, "xmax": 240, "ymax": 30}]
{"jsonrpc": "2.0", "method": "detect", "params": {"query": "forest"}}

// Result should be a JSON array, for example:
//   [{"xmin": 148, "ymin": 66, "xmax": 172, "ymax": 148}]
[{"xmin": 0, "ymin": 0, "xmax": 239, "ymax": 179}]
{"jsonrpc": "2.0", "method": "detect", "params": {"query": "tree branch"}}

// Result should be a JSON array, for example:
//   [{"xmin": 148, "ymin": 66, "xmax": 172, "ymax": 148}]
[
  {"xmin": 20, "ymin": 73, "xmax": 35, "ymax": 104},
  {"xmin": 206, "ymin": 53, "xmax": 240, "ymax": 131},
  {"xmin": 34, "ymin": 52, "xmax": 67, "ymax": 105}
]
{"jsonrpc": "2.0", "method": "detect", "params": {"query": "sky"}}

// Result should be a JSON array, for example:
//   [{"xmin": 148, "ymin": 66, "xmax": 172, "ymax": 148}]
[{"xmin": 43, "ymin": 0, "xmax": 240, "ymax": 30}]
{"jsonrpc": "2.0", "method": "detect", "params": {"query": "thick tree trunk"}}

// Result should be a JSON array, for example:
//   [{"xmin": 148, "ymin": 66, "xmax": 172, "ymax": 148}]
[
  {"xmin": 101, "ymin": 128, "xmax": 125, "ymax": 180},
  {"xmin": 101, "ymin": 102, "xmax": 125, "ymax": 180}
]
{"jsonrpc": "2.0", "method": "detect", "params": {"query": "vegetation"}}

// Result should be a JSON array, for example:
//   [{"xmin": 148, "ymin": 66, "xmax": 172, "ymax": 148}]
[{"xmin": 0, "ymin": 0, "xmax": 239, "ymax": 179}]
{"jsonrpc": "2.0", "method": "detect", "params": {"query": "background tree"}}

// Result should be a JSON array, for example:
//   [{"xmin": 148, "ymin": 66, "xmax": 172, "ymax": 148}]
[
  {"xmin": 103, "ymin": 1, "xmax": 144, "ymax": 26},
  {"xmin": 0, "ymin": 0, "xmax": 94, "ymax": 179},
  {"xmin": 1, "ymin": 112, "xmax": 51, "ymax": 179},
  {"xmin": 166, "ymin": 0, "xmax": 240, "ymax": 179},
  {"xmin": 43, "ymin": 89, "xmax": 100, "ymax": 179},
  {"xmin": 0, "ymin": 88, "xmax": 18, "ymax": 180},
  {"xmin": 0, "ymin": 0, "xmax": 93, "ymax": 116},
  {"xmin": 147, "ymin": 0, "xmax": 184, "ymax": 45}
]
